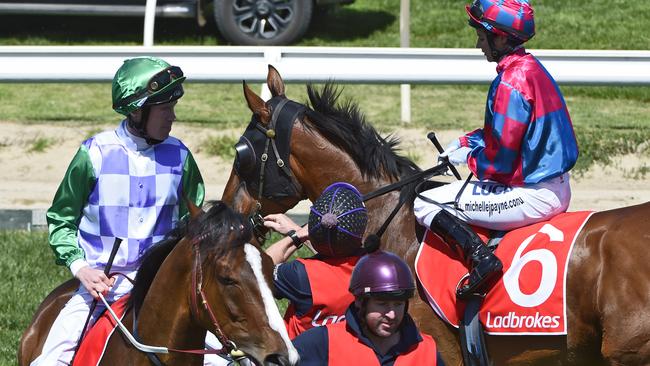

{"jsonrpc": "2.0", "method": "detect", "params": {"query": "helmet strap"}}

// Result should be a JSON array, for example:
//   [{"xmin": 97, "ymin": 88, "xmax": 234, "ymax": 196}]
[
  {"xmin": 487, "ymin": 33, "xmax": 515, "ymax": 62},
  {"xmin": 127, "ymin": 106, "xmax": 163, "ymax": 145}
]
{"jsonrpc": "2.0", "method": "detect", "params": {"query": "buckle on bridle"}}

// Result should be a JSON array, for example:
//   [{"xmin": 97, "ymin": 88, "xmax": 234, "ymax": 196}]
[{"xmin": 249, "ymin": 210, "xmax": 267, "ymax": 243}]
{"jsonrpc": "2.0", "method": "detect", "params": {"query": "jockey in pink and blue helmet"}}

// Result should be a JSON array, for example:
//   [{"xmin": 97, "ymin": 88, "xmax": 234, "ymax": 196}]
[{"xmin": 466, "ymin": 0, "xmax": 535, "ymax": 60}]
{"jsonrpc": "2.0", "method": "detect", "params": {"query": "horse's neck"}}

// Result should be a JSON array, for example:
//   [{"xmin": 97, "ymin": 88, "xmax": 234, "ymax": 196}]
[
  {"xmin": 136, "ymin": 239, "xmax": 206, "ymax": 356},
  {"xmin": 294, "ymin": 124, "xmax": 418, "ymax": 258},
  {"xmin": 364, "ymin": 191, "xmax": 418, "ymax": 255}
]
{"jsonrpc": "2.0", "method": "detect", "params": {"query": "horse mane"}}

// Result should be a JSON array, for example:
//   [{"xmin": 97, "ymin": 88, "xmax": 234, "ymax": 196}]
[
  {"xmin": 303, "ymin": 83, "xmax": 421, "ymax": 181},
  {"xmin": 127, "ymin": 201, "xmax": 252, "ymax": 316}
]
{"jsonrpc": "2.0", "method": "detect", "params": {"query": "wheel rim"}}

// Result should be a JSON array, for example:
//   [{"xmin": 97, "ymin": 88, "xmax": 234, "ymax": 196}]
[{"xmin": 232, "ymin": 0, "xmax": 295, "ymax": 40}]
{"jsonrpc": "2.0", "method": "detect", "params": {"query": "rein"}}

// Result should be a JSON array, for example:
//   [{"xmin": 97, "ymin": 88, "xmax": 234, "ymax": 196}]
[
  {"xmin": 361, "ymin": 132, "xmax": 465, "ymax": 239},
  {"xmin": 362, "ymin": 164, "xmax": 450, "ymax": 238}
]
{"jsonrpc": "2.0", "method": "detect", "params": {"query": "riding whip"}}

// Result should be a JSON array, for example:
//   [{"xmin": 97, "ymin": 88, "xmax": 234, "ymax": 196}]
[{"xmin": 70, "ymin": 237, "xmax": 123, "ymax": 364}]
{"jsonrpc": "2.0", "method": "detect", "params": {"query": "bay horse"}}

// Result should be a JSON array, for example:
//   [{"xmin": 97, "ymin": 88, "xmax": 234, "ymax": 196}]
[
  {"xmin": 18, "ymin": 201, "xmax": 298, "ymax": 366},
  {"xmin": 221, "ymin": 65, "xmax": 650, "ymax": 365}
]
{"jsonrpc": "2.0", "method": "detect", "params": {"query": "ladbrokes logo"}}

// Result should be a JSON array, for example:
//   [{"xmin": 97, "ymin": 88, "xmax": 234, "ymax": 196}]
[
  {"xmin": 486, "ymin": 311, "xmax": 560, "ymax": 329},
  {"xmin": 311, "ymin": 310, "xmax": 345, "ymax": 327}
]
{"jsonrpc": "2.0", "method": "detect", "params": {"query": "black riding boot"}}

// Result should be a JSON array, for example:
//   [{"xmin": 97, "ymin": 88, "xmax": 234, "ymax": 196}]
[{"xmin": 430, "ymin": 210, "xmax": 503, "ymax": 299}]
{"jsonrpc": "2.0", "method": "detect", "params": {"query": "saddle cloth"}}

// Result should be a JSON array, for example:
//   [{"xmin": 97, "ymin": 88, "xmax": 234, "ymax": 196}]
[
  {"xmin": 73, "ymin": 294, "xmax": 130, "ymax": 366},
  {"xmin": 415, "ymin": 211, "xmax": 594, "ymax": 335}
]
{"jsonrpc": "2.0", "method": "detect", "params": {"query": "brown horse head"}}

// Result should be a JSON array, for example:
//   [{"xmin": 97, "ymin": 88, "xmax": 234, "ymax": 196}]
[
  {"xmin": 225, "ymin": 65, "xmax": 421, "ymax": 247},
  {"xmin": 189, "ymin": 202, "xmax": 297, "ymax": 364},
  {"xmin": 100, "ymin": 201, "xmax": 298, "ymax": 365}
]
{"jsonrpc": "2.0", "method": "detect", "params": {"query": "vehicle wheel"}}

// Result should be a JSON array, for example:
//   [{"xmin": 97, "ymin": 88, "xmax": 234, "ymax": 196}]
[{"xmin": 214, "ymin": 0, "xmax": 313, "ymax": 45}]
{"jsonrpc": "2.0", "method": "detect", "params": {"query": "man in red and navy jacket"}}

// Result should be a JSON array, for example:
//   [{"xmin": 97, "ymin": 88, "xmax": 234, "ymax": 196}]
[
  {"xmin": 292, "ymin": 250, "xmax": 445, "ymax": 365},
  {"xmin": 264, "ymin": 182, "xmax": 368, "ymax": 339}
]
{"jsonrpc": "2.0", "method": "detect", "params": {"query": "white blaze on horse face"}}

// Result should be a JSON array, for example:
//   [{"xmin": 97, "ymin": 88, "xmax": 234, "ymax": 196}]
[{"xmin": 244, "ymin": 243, "xmax": 300, "ymax": 365}]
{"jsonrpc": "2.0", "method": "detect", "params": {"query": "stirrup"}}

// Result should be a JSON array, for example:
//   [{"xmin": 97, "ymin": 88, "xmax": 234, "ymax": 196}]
[
  {"xmin": 455, "ymin": 268, "xmax": 501, "ymax": 300},
  {"xmin": 456, "ymin": 274, "xmax": 486, "ymax": 299}
]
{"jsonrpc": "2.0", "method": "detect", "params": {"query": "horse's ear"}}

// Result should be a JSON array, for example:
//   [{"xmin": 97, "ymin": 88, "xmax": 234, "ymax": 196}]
[
  {"xmin": 184, "ymin": 194, "xmax": 204, "ymax": 220},
  {"xmin": 243, "ymin": 81, "xmax": 271, "ymax": 125},
  {"xmin": 267, "ymin": 65, "xmax": 285, "ymax": 97},
  {"xmin": 232, "ymin": 181, "xmax": 257, "ymax": 214}
]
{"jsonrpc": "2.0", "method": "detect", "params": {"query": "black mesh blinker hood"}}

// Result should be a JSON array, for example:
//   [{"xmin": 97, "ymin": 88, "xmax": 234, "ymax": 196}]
[{"xmin": 308, "ymin": 182, "xmax": 368, "ymax": 257}]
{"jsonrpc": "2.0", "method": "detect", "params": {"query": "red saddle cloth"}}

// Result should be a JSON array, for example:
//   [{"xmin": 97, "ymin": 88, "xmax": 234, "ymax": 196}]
[
  {"xmin": 72, "ymin": 294, "xmax": 130, "ymax": 366},
  {"xmin": 415, "ymin": 211, "xmax": 594, "ymax": 335}
]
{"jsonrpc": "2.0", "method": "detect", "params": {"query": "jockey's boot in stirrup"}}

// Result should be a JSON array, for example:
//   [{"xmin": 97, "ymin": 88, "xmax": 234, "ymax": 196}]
[{"xmin": 429, "ymin": 210, "xmax": 503, "ymax": 299}]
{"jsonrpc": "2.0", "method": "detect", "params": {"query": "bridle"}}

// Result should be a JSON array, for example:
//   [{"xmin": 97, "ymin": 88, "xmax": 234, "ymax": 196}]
[
  {"xmin": 189, "ymin": 236, "xmax": 241, "ymax": 357},
  {"xmin": 240, "ymin": 128, "xmax": 462, "ymax": 246},
  {"xmin": 234, "ymin": 96, "xmax": 306, "ymax": 204},
  {"xmin": 234, "ymin": 95, "xmax": 308, "ymax": 243}
]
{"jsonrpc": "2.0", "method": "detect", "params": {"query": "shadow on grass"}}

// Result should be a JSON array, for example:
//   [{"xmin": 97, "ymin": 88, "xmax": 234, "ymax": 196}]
[
  {"xmin": 305, "ymin": 7, "xmax": 394, "ymax": 42},
  {"xmin": 0, "ymin": 6, "xmax": 394, "ymax": 45},
  {"xmin": 0, "ymin": 15, "xmax": 219, "ymax": 45}
]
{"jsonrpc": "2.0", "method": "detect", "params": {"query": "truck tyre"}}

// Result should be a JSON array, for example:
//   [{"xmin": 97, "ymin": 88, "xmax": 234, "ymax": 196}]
[{"xmin": 214, "ymin": 0, "xmax": 313, "ymax": 45}]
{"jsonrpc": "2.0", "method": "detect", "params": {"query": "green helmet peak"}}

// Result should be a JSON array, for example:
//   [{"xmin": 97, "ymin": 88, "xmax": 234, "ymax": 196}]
[{"xmin": 112, "ymin": 56, "xmax": 186, "ymax": 116}]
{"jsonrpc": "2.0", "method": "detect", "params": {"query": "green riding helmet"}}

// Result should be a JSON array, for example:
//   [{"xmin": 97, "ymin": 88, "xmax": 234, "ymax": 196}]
[{"xmin": 112, "ymin": 56, "xmax": 186, "ymax": 116}]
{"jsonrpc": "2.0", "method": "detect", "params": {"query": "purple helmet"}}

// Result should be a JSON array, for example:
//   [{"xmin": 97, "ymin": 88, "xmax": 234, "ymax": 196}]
[
  {"xmin": 308, "ymin": 182, "xmax": 368, "ymax": 257},
  {"xmin": 466, "ymin": 0, "xmax": 535, "ymax": 42},
  {"xmin": 349, "ymin": 250, "xmax": 415, "ymax": 299}
]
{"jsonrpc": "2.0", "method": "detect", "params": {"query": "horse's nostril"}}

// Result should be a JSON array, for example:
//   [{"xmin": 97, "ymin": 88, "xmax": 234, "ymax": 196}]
[{"xmin": 264, "ymin": 353, "xmax": 290, "ymax": 366}]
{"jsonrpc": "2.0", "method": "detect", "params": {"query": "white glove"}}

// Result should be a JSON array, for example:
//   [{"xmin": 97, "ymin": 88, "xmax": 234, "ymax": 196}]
[
  {"xmin": 447, "ymin": 146, "xmax": 472, "ymax": 165},
  {"xmin": 439, "ymin": 139, "xmax": 461, "ymax": 158}
]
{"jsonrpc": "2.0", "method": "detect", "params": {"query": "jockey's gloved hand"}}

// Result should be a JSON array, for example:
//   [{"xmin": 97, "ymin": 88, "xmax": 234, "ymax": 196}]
[
  {"xmin": 438, "ymin": 139, "xmax": 461, "ymax": 160},
  {"xmin": 447, "ymin": 146, "xmax": 472, "ymax": 166},
  {"xmin": 438, "ymin": 138, "xmax": 463, "ymax": 172}
]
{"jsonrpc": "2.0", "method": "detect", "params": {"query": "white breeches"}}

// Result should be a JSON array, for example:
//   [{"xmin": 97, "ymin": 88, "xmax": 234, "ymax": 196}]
[
  {"xmin": 30, "ymin": 271, "xmax": 136, "ymax": 366},
  {"xmin": 30, "ymin": 271, "xmax": 227, "ymax": 366},
  {"xmin": 414, "ymin": 173, "xmax": 571, "ymax": 231}
]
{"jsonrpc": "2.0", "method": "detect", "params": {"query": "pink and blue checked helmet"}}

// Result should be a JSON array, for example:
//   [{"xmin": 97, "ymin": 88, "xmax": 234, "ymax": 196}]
[{"xmin": 466, "ymin": 0, "xmax": 535, "ymax": 42}]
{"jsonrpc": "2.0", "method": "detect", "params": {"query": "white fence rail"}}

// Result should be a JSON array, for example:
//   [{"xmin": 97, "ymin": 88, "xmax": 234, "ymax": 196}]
[{"xmin": 1, "ymin": 46, "xmax": 650, "ymax": 85}]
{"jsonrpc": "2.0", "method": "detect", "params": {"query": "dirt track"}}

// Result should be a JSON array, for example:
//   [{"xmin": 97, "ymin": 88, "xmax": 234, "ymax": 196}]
[{"xmin": 1, "ymin": 121, "xmax": 648, "ymax": 213}]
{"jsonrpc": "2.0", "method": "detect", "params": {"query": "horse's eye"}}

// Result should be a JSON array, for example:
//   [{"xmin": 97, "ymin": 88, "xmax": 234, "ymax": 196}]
[{"xmin": 218, "ymin": 276, "xmax": 237, "ymax": 286}]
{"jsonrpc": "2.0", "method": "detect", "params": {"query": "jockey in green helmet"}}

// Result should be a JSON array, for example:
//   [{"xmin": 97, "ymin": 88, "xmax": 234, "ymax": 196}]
[{"xmin": 112, "ymin": 56, "xmax": 186, "ymax": 145}]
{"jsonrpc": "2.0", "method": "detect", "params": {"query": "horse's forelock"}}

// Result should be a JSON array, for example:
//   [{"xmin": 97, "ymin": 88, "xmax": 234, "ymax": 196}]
[{"xmin": 191, "ymin": 201, "xmax": 252, "ymax": 259}]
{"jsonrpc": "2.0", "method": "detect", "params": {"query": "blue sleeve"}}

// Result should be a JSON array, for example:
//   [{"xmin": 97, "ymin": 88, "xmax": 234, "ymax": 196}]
[
  {"xmin": 437, "ymin": 352, "xmax": 446, "ymax": 366},
  {"xmin": 292, "ymin": 326, "xmax": 329, "ymax": 366},
  {"xmin": 273, "ymin": 260, "xmax": 313, "ymax": 316}
]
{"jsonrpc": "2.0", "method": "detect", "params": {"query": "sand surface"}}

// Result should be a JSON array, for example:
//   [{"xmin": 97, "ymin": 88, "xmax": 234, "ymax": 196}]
[{"xmin": 1, "ymin": 121, "xmax": 648, "ymax": 213}]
